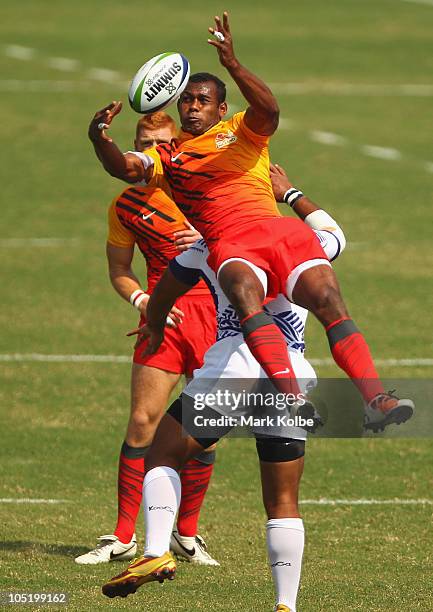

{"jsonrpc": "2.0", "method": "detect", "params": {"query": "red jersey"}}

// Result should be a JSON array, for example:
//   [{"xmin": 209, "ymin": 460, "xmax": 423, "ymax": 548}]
[{"xmin": 107, "ymin": 184, "xmax": 209, "ymax": 295}]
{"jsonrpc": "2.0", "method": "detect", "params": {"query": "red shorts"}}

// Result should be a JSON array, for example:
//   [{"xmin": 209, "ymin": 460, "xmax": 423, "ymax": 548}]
[
  {"xmin": 206, "ymin": 217, "xmax": 328, "ymax": 299},
  {"xmin": 133, "ymin": 293, "xmax": 216, "ymax": 377}
]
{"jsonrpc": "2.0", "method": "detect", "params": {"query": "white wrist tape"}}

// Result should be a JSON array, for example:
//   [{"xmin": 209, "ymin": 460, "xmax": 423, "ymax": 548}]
[
  {"xmin": 283, "ymin": 187, "xmax": 304, "ymax": 208},
  {"xmin": 130, "ymin": 289, "xmax": 148, "ymax": 309},
  {"xmin": 166, "ymin": 315, "xmax": 176, "ymax": 327}
]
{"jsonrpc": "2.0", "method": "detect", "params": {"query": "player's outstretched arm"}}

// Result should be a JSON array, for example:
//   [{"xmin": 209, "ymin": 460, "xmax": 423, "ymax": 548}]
[
  {"xmin": 208, "ymin": 11, "xmax": 279, "ymax": 136},
  {"xmin": 88, "ymin": 101, "xmax": 150, "ymax": 183},
  {"xmin": 270, "ymin": 163, "xmax": 319, "ymax": 219}
]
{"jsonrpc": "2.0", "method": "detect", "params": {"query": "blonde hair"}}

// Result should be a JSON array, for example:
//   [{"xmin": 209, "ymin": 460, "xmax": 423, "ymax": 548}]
[{"xmin": 136, "ymin": 112, "xmax": 177, "ymax": 134}]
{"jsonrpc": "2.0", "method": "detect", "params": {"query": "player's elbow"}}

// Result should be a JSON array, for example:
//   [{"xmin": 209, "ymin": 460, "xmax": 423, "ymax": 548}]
[
  {"xmin": 267, "ymin": 104, "xmax": 280, "ymax": 134},
  {"xmin": 334, "ymin": 226, "xmax": 347, "ymax": 254}
]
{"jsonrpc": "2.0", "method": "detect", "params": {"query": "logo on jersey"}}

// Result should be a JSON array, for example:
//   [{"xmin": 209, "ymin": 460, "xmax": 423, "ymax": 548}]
[
  {"xmin": 215, "ymin": 130, "xmax": 237, "ymax": 149},
  {"xmin": 142, "ymin": 210, "xmax": 156, "ymax": 222}
]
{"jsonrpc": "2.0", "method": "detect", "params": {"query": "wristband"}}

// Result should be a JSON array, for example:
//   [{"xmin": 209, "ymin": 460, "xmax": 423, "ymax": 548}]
[
  {"xmin": 283, "ymin": 187, "xmax": 304, "ymax": 208},
  {"xmin": 129, "ymin": 289, "xmax": 148, "ymax": 309}
]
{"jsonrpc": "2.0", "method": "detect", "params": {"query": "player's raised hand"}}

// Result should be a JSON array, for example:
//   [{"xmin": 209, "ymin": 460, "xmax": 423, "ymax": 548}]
[
  {"xmin": 88, "ymin": 101, "xmax": 123, "ymax": 143},
  {"xmin": 207, "ymin": 11, "xmax": 238, "ymax": 69},
  {"xmin": 270, "ymin": 163, "xmax": 293, "ymax": 202},
  {"xmin": 173, "ymin": 221, "xmax": 202, "ymax": 252}
]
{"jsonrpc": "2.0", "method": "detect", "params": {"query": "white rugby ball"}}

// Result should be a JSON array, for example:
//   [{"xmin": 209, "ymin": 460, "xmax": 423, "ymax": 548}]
[{"xmin": 128, "ymin": 52, "xmax": 190, "ymax": 114}]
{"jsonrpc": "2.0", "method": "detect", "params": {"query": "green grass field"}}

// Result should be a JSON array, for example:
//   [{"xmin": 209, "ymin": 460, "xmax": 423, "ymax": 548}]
[{"xmin": 1, "ymin": 0, "xmax": 433, "ymax": 610}]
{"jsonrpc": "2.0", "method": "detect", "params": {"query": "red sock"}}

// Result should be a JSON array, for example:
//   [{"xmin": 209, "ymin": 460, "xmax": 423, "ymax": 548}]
[
  {"xmin": 326, "ymin": 317, "xmax": 384, "ymax": 403},
  {"xmin": 113, "ymin": 442, "xmax": 146, "ymax": 544},
  {"xmin": 241, "ymin": 311, "xmax": 300, "ymax": 396},
  {"xmin": 177, "ymin": 453, "xmax": 215, "ymax": 537}
]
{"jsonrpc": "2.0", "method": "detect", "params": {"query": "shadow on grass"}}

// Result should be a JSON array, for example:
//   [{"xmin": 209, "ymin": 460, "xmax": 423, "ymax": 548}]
[{"xmin": 0, "ymin": 540, "xmax": 88, "ymax": 557}]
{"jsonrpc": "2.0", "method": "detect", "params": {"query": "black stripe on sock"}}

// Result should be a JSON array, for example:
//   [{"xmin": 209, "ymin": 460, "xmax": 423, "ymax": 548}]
[
  {"xmin": 327, "ymin": 319, "xmax": 359, "ymax": 348},
  {"xmin": 121, "ymin": 441, "xmax": 149, "ymax": 459},
  {"xmin": 241, "ymin": 312, "xmax": 274, "ymax": 338}
]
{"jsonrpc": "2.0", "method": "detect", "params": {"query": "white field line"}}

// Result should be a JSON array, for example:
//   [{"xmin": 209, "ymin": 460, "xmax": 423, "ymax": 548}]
[
  {"xmin": 0, "ymin": 498, "xmax": 70, "ymax": 504},
  {"xmin": 309, "ymin": 357, "xmax": 433, "ymax": 367},
  {"xmin": 86, "ymin": 67, "xmax": 121, "ymax": 82},
  {"xmin": 402, "ymin": 0, "xmax": 433, "ymax": 6},
  {"xmin": 4, "ymin": 45, "xmax": 433, "ymax": 95},
  {"xmin": 301, "ymin": 498, "xmax": 433, "ymax": 506},
  {"xmin": 268, "ymin": 82, "xmax": 433, "ymax": 96},
  {"xmin": 4, "ymin": 44, "xmax": 35, "ymax": 60},
  {"xmin": 3, "ymin": 45, "xmax": 433, "ymax": 174},
  {"xmin": 0, "ymin": 353, "xmax": 130, "ymax": 363},
  {"xmin": 361, "ymin": 145, "xmax": 402, "ymax": 161},
  {"xmin": 47, "ymin": 57, "xmax": 80, "ymax": 71},
  {"xmin": 310, "ymin": 130, "xmax": 347, "ymax": 146},
  {"xmin": 0, "ymin": 354, "xmax": 432, "ymax": 367},
  {"xmin": 1, "ymin": 497, "xmax": 430, "ymax": 506},
  {"xmin": 0, "ymin": 238, "xmax": 80, "ymax": 247},
  {"xmin": 0, "ymin": 80, "xmax": 90, "ymax": 92}
]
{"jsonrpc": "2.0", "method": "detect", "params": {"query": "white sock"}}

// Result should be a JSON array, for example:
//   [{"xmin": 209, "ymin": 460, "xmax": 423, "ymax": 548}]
[
  {"xmin": 143, "ymin": 466, "xmax": 181, "ymax": 558},
  {"xmin": 266, "ymin": 518, "xmax": 305, "ymax": 612}
]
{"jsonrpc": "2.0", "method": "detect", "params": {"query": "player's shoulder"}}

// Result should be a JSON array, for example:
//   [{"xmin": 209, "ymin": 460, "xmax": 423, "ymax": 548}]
[
  {"xmin": 155, "ymin": 141, "xmax": 175, "ymax": 160},
  {"xmin": 112, "ymin": 184, "xmax": 147, "ymax": 206},
  {"xmin": 222, "ymin": 111, "xmax": 246, "ymax": 130},
  {"xmin": 224, "ymin": 110, "xmax": 269, "ymax": 145}
]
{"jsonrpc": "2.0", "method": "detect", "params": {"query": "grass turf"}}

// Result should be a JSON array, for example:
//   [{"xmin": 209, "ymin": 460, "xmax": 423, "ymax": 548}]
[{"xmin": 1, "ymin": 0, "xmax": 433, "ymax": 609}]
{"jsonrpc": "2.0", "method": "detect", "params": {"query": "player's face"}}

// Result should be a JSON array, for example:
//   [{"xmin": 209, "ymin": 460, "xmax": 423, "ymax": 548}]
[
  {"xmin": 134, "ymin": 125, "xmax": 176, "ymax": 151},
  {"xmin": 177, "ymin": 81, "xmax": 227, "ymax": 135}
]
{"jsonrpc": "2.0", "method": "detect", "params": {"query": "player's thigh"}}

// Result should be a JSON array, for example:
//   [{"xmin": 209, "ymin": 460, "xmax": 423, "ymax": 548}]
[
  {"xmin": 218, "ymin": 259, "xmax": 267, "ymax": 315},
  {"xmin": 291, "ymin": 264, "xmax": 348, "ymax": 324},
  {"xmin": 127, "ymin": 364, "xmax": 181, "ymax": 439}
]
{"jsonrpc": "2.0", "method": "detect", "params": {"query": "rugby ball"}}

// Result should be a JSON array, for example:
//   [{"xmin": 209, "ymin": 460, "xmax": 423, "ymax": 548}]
[{"xmin": 128, "ymin": 52, "xmax": 190, "ymax": 114}]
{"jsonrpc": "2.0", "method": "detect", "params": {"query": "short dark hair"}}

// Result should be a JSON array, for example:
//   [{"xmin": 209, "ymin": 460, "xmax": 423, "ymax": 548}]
[{"xmin": 188, "ymin": 72, "xmax": 226, "ymax": 104}]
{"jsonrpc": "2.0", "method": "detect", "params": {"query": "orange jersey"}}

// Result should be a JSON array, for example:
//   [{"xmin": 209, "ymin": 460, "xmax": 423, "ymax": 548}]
[
  {"xmin": 145, "ymin": 111, "xmax": 281, "ymax": 244},
  {"xmin": 107, "ymin": 184, "xmax": 209, "ymax": 295}
]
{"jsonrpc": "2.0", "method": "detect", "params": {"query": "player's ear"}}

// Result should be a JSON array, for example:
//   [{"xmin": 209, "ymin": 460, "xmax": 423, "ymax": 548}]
[{"xmin": 219, "ymin": 102, "xmax": 228, "ymax": 118}]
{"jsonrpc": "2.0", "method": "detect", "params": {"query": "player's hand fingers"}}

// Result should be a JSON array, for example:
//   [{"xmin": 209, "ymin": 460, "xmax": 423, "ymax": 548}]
[
  {"xmin": 222, "ymin": 11, "xmax": 230, "ymax": 33},
  {"xmin": 110, "ymin": 101, "xmax": 123, "ymax": 118},
  {"xmin": 185, "ymin": 220, "xmax": 199, "ymax": 232},
  {"xmin": 134, "ymin": 333, "xmax": 148, "ymax": 349},
  {"xmin": 275, "ymin": 163, "xmax": 287, "ymax": 176},
  {"xmin": 169, "ymin": 306, "xmax": 184, "ymax": 322},
  {"xmin": 126, "ymin": 325, "xmax": 145, "ymax": 337},
  {"xmin": 174, "ymin": 230, "xmax": 200, "ymax": 250},
  {"xmin": 207, "ymin": 39, "xmax": 223, "ymax": 49},
  {"xmin": 95, "ymin": 101, "xmax": 118, "ymax": 117},
  {"xmin": 173, "ymin": 229, "xmax": 194, "ymax": 239}
]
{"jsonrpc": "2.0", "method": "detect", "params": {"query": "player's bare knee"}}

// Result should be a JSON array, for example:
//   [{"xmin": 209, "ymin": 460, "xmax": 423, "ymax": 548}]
[
  {"xmin": 127, "ymin": 409, "xmax": 159, "ymax": 442},
  {"xmin": 227, "ymin": 280, "xmax": 263, "ymax": 316},
  {"xmin": 309, "ymin": 284, "xmax": 347, "ymax": 321},
  {"xmin": 219, "ymin": 263, "xmax": 264, "ymax": 315}
]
